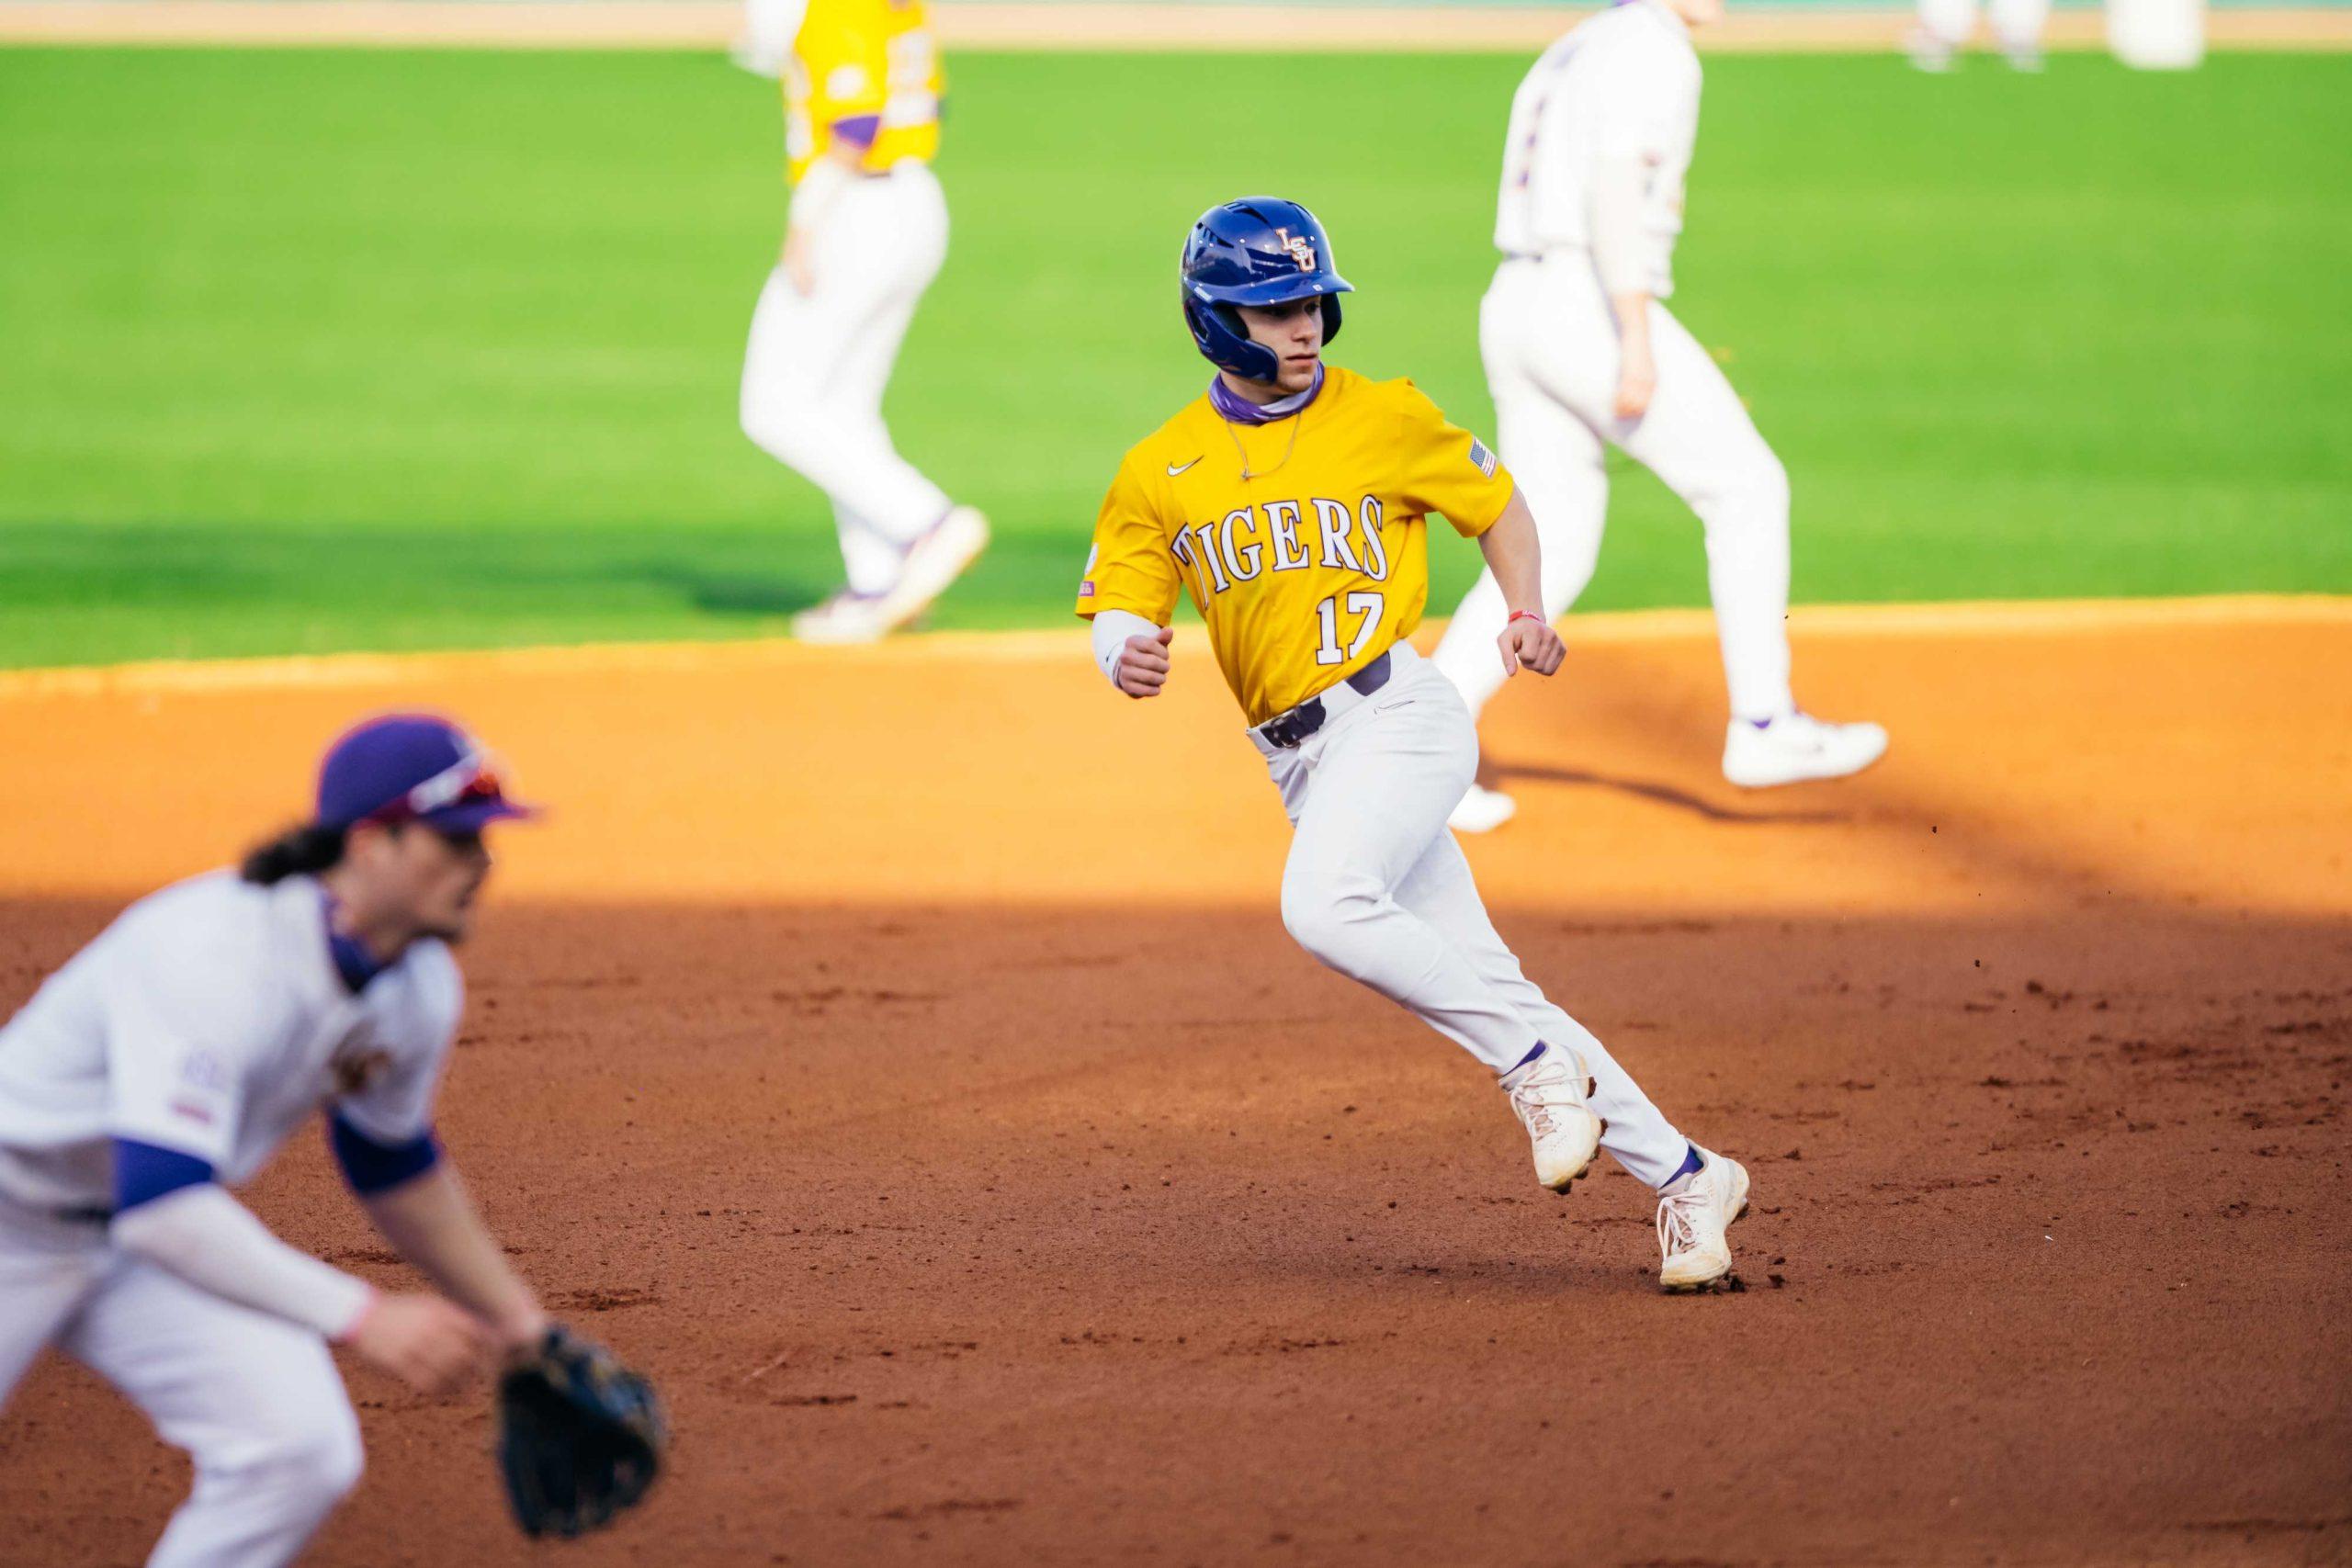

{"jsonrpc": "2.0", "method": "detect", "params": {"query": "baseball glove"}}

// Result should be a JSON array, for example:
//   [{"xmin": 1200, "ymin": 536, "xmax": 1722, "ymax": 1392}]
[{"xmin": 496, "ymin": 1325, "xmax": 666, "ymax": 1539}]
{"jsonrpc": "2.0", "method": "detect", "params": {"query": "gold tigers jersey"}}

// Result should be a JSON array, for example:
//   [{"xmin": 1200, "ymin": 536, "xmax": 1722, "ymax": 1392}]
[
  {"xmin": 785, "ymin": 0, "xmax": 943, "ymax": 186},
  {"xmin": 1076, "ymin": 367, "xmax": 1516, "ymax": 728}
]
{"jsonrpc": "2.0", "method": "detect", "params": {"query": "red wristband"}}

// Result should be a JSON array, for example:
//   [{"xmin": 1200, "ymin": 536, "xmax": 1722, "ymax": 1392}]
[{"xmin": 1507, "ymin": 610, "xmax": 1544, "ymax": 627}]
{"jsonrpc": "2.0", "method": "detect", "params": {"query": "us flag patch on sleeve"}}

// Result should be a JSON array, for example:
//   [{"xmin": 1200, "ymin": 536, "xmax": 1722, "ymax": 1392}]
[
  {"xmin": 1080, "ymin": 543, "xmax": 1098, "ymax": 597},
  {"xmin": 1469, "ymin": 438, "xmax": 1498, "ymax": 478}
]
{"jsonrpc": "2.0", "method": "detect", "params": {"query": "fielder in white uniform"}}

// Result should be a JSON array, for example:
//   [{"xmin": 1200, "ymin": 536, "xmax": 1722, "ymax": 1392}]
[
  {"xmin": 739, "ymin": 0, "xmax": 989, "ymax": 643},
  {"xmin": 1431, "ymin": 0, "xmax": 1889, "ymax": 833},
  {"xmin": 1080, "ymin": 198, "xmax": 1753, "ymax": 1292},
  {"xmin": 0, "ymin": 715, "xmax": 555, "ymax": 1566}
]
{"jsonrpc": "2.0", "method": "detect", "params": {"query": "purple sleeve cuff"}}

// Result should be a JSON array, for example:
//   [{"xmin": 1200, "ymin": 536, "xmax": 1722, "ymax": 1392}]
[
  {"xmin": 831, "ymin": 114, "xmax": 881, "ymax": 148},
  {"xmin": 328, "ymin": 1111, "xmax": 442, "ymax": 1196},
  {"xmin": 113, "ymin": 1138, "xmax": 215, "ymax": 1212}
]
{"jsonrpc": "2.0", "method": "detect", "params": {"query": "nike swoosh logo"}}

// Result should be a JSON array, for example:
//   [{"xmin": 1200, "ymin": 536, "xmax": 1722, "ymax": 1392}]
[{"xmin": 1167, "ymin": 457, "xmax": 1203, "ymax": 477}]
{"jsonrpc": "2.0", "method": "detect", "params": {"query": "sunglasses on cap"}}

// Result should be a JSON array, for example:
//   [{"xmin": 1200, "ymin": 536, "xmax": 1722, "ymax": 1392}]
[{"xmin": 359, "ymin": 750, "xmax": 508, "ymax": 828}]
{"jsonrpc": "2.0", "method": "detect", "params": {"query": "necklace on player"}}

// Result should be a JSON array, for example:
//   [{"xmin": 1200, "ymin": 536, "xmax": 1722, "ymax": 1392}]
[{"xmin": 1226, "ymin": 405, "xmax": 1305, "ymax": 482}]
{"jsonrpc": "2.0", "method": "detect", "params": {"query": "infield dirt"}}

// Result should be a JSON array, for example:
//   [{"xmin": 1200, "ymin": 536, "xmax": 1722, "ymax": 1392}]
[
  {"xmin": 0, "ymin": 599, "xmax": 2346, "ymax": 1564},
  {"xmin": 4, "ymin": 1, "xmax": 2348, "ymax": 51}
]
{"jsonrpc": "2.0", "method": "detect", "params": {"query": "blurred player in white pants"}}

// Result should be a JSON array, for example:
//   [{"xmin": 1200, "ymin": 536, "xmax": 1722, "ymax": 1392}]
[
  {"xmin": 1431, "ymin": 0, "xmax": 1886, "ymax": 831},
  {"xmin": 0, "ymin": 716, "xmax": 552, "ymax": 1565},
  {"xmin": 1909, "ymin": 0, "xmax": 2051, "ymax": 71},
  {"xmin": 740, "ymin": 0, "xmax": 988, "ymax": 643}
]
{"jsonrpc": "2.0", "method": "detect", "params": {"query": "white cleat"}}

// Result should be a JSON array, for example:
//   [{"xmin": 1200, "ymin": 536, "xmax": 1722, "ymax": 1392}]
[
  {"xmin": 873, "ymin": 505, "xmax": 989, "ymax": 636},
  {"xmin": 791, "ymin": 589, "xmax": 891, "ymax": 645},
  {"xmin": 1905, "ymin": 28, "xmax": 1958, "ymax": 71},
  {"xmin": 1500, "ymin": 1047, "xmax": 1603, "ymax": 1193},
  {"xmin": 1449, "ymin": 783, "xmax": 1518, "ymax": 835},
  {"xmin": 1656, "ymin": 1149, "xmax": 1752, "ymax": 1292},
  {"xmin": 1722, "ymin": 712, "xmax": 1888, "ymax": 789}
]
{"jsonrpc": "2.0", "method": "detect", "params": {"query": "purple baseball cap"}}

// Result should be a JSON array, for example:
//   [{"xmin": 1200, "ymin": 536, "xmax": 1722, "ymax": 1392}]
[{"xmin": 315, "ymin": 713, "xmax": 538, "ymax": 834}]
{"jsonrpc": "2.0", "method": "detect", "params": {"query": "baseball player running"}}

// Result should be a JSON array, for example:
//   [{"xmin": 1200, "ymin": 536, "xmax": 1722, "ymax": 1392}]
[
  {"xmin": 740, "ymin": 0, "xmax": 989, "ymax": 643},
  {"xmin": 1431, "ymin": 0, "xmax": 1887, "ymax": 833},
  {"xmin": 0, "ymin": 716, "xmax": 655, "ymax": 1562},
  {"xmin": 1080, "ymin": 197, "xmax": 1750, "ymax": 1292}
]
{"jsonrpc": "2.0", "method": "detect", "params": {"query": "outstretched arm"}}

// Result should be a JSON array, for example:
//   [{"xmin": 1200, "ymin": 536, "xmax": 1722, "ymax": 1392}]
[{"xmin": 1476, "ymin": 488, "xmax": 1566, "ymax": 678}]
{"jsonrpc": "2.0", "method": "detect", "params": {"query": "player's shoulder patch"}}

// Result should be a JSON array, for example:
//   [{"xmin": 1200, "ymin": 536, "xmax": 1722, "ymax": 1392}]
[{"xmin": 1468, "ymin": 437, "xmax": 1498, "ymax": 479}]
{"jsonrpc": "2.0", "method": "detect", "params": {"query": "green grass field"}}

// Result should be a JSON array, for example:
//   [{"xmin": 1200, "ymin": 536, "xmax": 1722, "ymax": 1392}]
[{"xmin": 0, "ymin": 47, "xmax": 2346, "ymax": 666}]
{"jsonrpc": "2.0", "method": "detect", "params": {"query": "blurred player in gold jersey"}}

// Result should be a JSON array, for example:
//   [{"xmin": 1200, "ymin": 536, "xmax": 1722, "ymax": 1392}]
[
  {"xmin": 740, "ymin": 0, "xmax": 988, "ymax": 642},
  {"xmin": 1077, "ymin": 198, "xmax": 1751, "ymax": 1291}
]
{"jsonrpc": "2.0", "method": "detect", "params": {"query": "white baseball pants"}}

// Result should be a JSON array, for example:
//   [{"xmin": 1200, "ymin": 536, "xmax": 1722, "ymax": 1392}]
[
  {"xmin": 741, "ymin": 163, "xmax": 954, "ymax": 596},
  {"xmin": 1917, "ymin": 0, "xmax": 2051, "ymax": 51},
  {"xmin": 0, "ymin": 1201, "xmax": 363, "ymax": 1567},
  {"xmin": 1430, "ymin": 254, "xmax": 1795, "ymax": 725},
  {"xmin": 1259, "ymin": 647, "xmax": 1689, "ymax": 1187}
]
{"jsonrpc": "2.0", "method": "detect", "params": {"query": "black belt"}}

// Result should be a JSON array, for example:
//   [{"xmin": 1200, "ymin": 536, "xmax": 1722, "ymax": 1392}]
[
  {"xmin": 0, "ymin": 1197, "xmax": 110, "ymax": 1227},
  {"xmin": 1255, "ymin": 651, "xmax": 1394, "ymax": 750}
]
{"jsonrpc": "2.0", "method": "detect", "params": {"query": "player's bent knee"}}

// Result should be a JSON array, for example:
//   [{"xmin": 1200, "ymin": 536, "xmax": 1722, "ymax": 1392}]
[
  {"xmin": 1728, "ymin": 448, "xmax": 1790, "ymax": 522},
  {"xmin": 1278, "ymin": 882, "xmax": 1338, "ymax": 963},
  {"xmin": 229, "ymin": 1403, "xmax": 366, "ymax": 1511},
  {"xmin": 312, "ymin": 1415, "xmax": 367, "ymax": 1502},
  {"xmin": 1280, "ymin": 879, "xmax": 1382, "ymax": 972},
  {"xmin": 286, "ymin": 1421, "xmax": 364, "ymax": 1506},
  {"xmin": 1693, "ymin": 447, "xmax": 1791, "ymax": 540},
  {"xmin": 739, "ymin": 401, "xmax": 788, "ymax": 457},
  {"xmin": 739, "ymin": 393, "xmax": 819, "ymax": 462}
]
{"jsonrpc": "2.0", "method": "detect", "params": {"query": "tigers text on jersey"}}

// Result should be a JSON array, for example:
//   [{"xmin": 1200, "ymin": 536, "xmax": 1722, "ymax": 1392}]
[
  {"xmin": 0, "ymin": 872, "xmax": 459, "ymax": 1212},
  {"xmin": 1076, "ymin": 367, "xmax": 1515, "ymax": 728},
  {"xmin": 1494, "ymin": 0, "xmax": 1701, "ymax": 297},
  {"xmin": 786, "ymin": 0, "xmax": 944, "ymax": 185}
]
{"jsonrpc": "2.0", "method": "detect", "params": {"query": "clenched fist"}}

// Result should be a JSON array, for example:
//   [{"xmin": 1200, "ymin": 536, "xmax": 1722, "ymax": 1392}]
[
  {"xmin": 345, "ymin": 1292, "xmax": 496, "ymax": 1395},
  {"xmin": 1498, "ymin": 615, "xmax": 1565, "ymax": 678},
  {"xmin": 1117, "ymin": 626, "xmax": 1174, "ymax": 698}
]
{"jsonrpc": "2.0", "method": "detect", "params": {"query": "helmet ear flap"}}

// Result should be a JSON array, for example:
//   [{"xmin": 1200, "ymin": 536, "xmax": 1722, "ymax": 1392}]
[
  {"xmin": 1216, "ymin": 300, "xmax": 1280, "ymax": 381},
  {"xmin": 1182, "ymin": 292, "xmax": 1279, "ymax": 383},
  {"xmin": 1319, "ymin": 293, "xmax": 1343, "ymax": 346}
]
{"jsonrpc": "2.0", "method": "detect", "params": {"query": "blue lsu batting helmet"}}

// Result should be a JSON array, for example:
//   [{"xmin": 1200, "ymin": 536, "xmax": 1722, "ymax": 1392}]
[{"xmin": 1181, "ymin": 197, "xmax": 1354, "ymax": 383}]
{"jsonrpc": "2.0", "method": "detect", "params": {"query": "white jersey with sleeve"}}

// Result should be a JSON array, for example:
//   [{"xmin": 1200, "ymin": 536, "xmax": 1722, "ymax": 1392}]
[
  {"xmin": 0, "ymin": 870, "xmax": 460, "ymax": 1213},
  {"xmin": 1493, "ymin": 0, "xmax": 1702, "ymax": 298}
]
